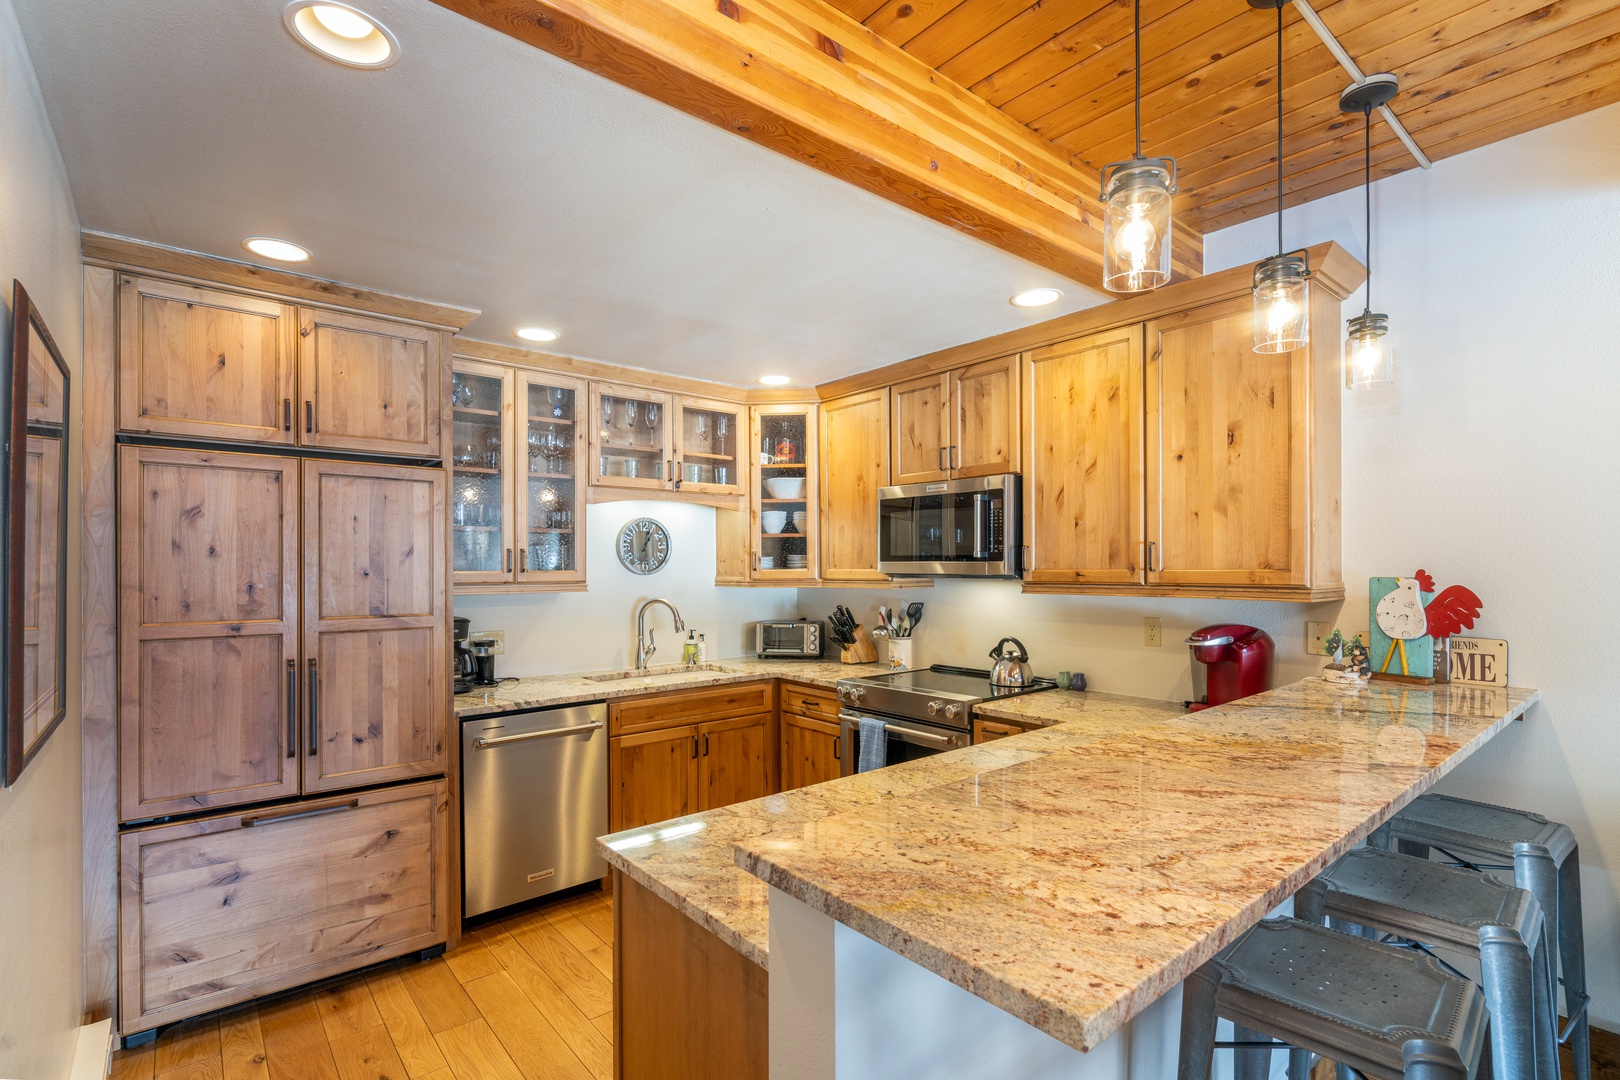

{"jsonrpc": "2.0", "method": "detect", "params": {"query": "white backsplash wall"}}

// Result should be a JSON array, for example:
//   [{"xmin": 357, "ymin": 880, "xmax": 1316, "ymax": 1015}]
[
  {"xmin": 802, "ymin": 581, "xmax": 1335, "ymax": 703},
  {"xmin": 454, "ymin": 500, "xmax": 799, "ymax": 674}
]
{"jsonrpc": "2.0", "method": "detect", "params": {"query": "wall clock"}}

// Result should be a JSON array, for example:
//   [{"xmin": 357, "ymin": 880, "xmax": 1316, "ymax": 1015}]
[{"xmin": 617, "ymin": 517, "xmax": 670, "ymax": 575}]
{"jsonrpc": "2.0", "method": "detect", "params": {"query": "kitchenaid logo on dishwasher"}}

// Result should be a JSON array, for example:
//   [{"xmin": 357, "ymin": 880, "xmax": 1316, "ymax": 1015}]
[{"xmin": 527, "ymin": 869, "xmax": 556, "ymax": 883}]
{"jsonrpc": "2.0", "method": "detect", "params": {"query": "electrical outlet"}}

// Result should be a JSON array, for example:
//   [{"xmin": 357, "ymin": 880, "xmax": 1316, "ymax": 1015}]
[
  {"xmin": 1307, "ymin": 621, "xmax": 1332, "ymax": 656},
  {"xmin": 470, "ymin": 630, "xmax": 505, "ymax": 655},
  {"xmin": 1143, "ymin": 617, "xmax": 1162, "ymax": 647}
]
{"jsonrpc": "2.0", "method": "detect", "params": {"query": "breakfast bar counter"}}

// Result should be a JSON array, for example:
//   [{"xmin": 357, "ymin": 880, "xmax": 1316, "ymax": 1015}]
[{"xmin": 597, "ymin": 677, "xmax": 1538, "ymax": 1075}]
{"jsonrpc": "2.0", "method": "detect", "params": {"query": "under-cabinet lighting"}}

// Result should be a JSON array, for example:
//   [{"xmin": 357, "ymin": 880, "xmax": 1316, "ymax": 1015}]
[
  {"xmin": 283, "ymin": 2, "xmax": 400, "ymax": 69},
  {"xmin": 242, "ymin": 237, "xmax": 312, "ymax": 263},
  {"xmin": 1010, "ymin": 288, "xmax": 1063, "ymax": 308}
]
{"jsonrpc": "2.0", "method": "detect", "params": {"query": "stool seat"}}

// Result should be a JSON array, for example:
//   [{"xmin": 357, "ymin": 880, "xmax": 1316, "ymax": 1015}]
[
  {"xmin": 1180, "ymin": 918, "xmax": 1488, "ymax": 1080},
  {"xmin": 1388, "ymin": 795, "xmax": 1576, "ymax": 865}
]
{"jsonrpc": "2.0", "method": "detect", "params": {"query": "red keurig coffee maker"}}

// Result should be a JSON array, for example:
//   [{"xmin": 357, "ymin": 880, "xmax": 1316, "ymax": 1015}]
[{"xmin": 1186, "ymin": 624, "xmax": 1274, "ymax": 711}]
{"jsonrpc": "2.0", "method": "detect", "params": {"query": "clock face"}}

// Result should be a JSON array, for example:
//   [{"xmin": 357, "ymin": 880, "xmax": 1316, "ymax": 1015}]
[{"xmin": 617, "ymin": 517, "xmax": 671, "ymax": 575}]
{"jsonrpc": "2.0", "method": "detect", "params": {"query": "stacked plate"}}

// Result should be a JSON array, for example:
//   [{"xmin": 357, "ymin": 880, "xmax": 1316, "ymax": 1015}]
[{"xmin": 785, "ymin": 554, "xmax": 808, "ymax": 569}]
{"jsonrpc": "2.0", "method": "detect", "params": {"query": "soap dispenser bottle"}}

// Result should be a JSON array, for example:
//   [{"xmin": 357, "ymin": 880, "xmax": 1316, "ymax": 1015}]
[
  {"xmin": 683, "ymin": 630, "xmax": 700, "ymax": 665},
  {"xmin": 697, "ymin": 633, "xmax": 708, "ymax": 662}
]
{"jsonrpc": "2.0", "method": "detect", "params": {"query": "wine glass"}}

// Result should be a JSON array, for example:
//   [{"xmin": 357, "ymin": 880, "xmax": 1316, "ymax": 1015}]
[
  {"xmin": 601, "ymin": 399, "xmax": 613, "ymax": 440},
  {"xmin": 623, "ymin": 401, "xmax": 639, "ymax": 446},
  {"xmin": 695, "ymin": 412, "xmax": 709, "ymax": 452},
  {"xmin": 547, "ymin": 386, "xmax": 567, "ymax": 418},
  {"xmin": 714, "ymin": 415, "xmax": 729, "ymax": 457},
  {"xmin": 644, "ymin": 402, "xmax": 660, "ymax": 443}
]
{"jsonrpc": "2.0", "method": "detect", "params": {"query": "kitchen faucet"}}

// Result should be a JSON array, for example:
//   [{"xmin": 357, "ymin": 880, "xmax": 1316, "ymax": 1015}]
[{"xmin": 635, "ymin": 598, "xmax": 685, "ymax": 671}]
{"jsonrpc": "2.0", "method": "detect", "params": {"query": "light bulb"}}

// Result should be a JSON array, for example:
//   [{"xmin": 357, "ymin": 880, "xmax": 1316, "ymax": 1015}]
[
  {"xmin": 1252, "ymin": 253, "xmax": 1309, "ymax": 353},
  {"xmin": 1100, "ymin": 159, "xmax": 1174, "ymax": 293},
  {"xmin": 311, "ymin": 4, "xmax": 375, "ymax": 38},
  {"xmin": 1344, "ymin": 312, "xmax": 1394, "ymax": 389},
  {"xmin": 1117, "ymin": 212, "xmax": 1156, "ymax": 268},
  {"xmin": 1264, "ymin": 294, "xmax": 1298, "ymax": 336}
]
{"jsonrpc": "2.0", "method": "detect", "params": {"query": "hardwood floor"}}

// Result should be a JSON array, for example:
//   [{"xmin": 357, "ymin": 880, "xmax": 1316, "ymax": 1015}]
[{"xmin": 111, "ymin": 887, "xmax": 615, "ymax": 1080}]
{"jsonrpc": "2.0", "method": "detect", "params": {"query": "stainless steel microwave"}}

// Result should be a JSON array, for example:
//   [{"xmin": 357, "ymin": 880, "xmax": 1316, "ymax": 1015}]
[
  {"xmin": 877, "ymin": 473, "xmax": 1020, "ymax": 577},
  {"xmin": 755, "ymin": 620, "xmax": 823, "ymax": 658}
]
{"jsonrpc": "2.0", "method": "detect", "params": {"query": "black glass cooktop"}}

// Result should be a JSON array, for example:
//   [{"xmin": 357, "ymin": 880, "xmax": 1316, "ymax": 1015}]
[{"xmin": 845, "ymin": 664, "xmax": 1057, "ymax": 701}]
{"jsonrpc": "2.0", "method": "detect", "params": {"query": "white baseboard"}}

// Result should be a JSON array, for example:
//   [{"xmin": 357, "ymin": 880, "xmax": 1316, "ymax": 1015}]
[{"xmin": 68, "ymin": 1020, "xmax": 113, "ymax": 1080}]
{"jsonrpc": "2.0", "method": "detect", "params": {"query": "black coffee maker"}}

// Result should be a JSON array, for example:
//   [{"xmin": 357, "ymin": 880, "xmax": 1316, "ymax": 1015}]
[{"xmin": 453, "ymin": 616, "xmax": 476, "ymax": 694}]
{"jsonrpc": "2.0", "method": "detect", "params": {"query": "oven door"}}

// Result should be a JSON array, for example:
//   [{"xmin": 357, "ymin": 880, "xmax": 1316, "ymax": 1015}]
[
  {"xmin": 838, "ymin": 709, "xmax": 970, "ymax": 776},
  {"xmin": 877, "ymin": 474, "xmax": 1020, "ymax": 577}
]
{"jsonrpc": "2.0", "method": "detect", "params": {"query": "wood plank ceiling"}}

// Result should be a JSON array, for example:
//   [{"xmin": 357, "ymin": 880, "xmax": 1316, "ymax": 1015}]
[{"xmin": 822, "ymin": 0, "xmax": 1620, "ymax": 234}]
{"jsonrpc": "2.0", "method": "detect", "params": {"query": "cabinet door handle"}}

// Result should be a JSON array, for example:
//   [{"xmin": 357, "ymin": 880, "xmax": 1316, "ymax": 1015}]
[
  {"xmin": 938, "ymin": 446, "xmax": 946, "ymax": 472},
  {"xmin": 1146, "ymin": 540, "xmax": 1158, "ymax": 573},
  {"xmin": 801, "ymin": 698, "xmax": 821, "ymax": 710},
  {"xmin": 833, "ymin": 740, "xmax": 840, "ymax": 760},
  {"xmin": 950, "ymin": 445, "xmax": 959, "ymax": 470},
  {"xmin": 670, "ymin": 459, "xmax": 678, "ymax": 490},
  {"xmin": 703, "ymin": 733, "xmax": 710, "ymax": 756},
  {"xmin": 283, "ymin": 398, "xmax": 292, "ymax": 433},
  {"xmin": 307, "ymin": 658, "xmax": 319, "ymax": 757},
  {"xmin": 286, "ymin": 659, "xmax": 297, "ymax": 758},
  {"xmin": 519, "ymin": 548, "xmax": 527, "ymax": 573},
  {"xmin": 304, "ymin": 400, "xmax": 313, "ymax": 434},
  {"xmin": 242, "ymin": 798, "xmax": 359, "ymax": 828},
  {"xmin": 691, "ymin": 735, "xmax": 699, "ymax": 759},
  {"xmin": 506, "ymin": 548, "xmax": 514, "ymax": 573}
]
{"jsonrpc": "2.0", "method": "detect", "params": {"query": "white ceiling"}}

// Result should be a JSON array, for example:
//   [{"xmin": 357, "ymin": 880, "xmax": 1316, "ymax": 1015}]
[{"xmin": 10, "ymin": 0, "xmax": 1110, "ymax": 387}]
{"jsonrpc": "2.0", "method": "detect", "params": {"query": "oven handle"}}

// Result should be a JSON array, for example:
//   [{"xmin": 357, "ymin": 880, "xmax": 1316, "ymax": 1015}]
[
  {"xmin": 839, "ymin": 710, "xmax": 958, "ymax": 747},
  {"xmin": 972, "ymin": 492, "xmax": 987, "ymax": 558}
]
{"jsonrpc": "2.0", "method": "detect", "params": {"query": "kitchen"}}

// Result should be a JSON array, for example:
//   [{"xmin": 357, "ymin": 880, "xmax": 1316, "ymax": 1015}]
[{"xmin": 0, "ymin": 1, "xmax": 1616, "ymax": 1079}]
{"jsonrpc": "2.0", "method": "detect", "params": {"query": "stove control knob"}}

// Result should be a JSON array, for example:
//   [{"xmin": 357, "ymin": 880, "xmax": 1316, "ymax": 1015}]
[
  {"xmin": 845, "ymin": 686, "xmax": 865, "ymax": 702},
  {"xmin": 926, "ymin": 700, "xmax": 943, "ymax": 716},
  {"xmin": 837, "ymin": 685, "xmax": 851, "ymax": 701},
  {"xmin": 943, "ymin": 703, "xmax": 962, "ymax": 720}
]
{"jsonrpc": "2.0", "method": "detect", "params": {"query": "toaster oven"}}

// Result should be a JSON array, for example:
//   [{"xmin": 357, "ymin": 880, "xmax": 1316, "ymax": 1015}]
[{"xmin": 755, "ymin": 620, "xmax": 823, "ymax": 658}]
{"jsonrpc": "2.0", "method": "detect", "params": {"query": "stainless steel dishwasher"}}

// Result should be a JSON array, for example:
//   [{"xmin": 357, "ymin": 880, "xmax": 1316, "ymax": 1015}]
[{"xmin": 461, "ymin": 702, "xmax": 609, "ymax": 918}]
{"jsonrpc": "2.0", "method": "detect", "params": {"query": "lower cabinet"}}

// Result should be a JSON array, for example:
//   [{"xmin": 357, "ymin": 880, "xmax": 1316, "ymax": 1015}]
[
  {"xmin": 609, "ymin": 682, "xmax": 778, "ymax": 832},
  {"xmin": 974, "ymin": 717, "xmax": 1036, "ymax": 743},
  {"xmin": 781, "ymin": 712, "xmax": 842, "ymax": 790},
  {"xmin": 118, "ymin": 779, "xmax": 450, "ymax": 1035}
]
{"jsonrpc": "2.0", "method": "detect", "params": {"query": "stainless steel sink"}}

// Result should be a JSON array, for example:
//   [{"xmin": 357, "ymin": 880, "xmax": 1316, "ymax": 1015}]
[{"xmin": 582, "ymin": 663, "xmax": 732, "ymax": 683}]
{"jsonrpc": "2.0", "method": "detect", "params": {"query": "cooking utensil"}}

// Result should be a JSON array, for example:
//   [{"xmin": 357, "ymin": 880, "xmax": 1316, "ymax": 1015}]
[
  {"xmin": 906, "ymin": 602, "xmax": 925, "ymax": 630},
  {"xmin": 988, "ymin": 637, "xmax": 1033, "ymax": 687}
]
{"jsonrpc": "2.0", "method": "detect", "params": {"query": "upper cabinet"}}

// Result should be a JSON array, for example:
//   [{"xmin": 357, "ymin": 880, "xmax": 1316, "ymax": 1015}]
[
  {"xmin": 298, "ymin": 309, "xmax": 444, "ymax": 458},
  {"xmin": 672, "ymin": 396, "xmax": 747, "ymax": 497},
  {"xmin": 890, "ymin": 355, "xmax": 1020, "ymax": 484},
  {"xmin": 116, "ymin": 274, "xmax": 447, "ymax": 459},
  {"xmin": 591, "ymin": 382, "xmax": 672, "ymax": 491},
  {"xmin": 819, "ymin": 388, "xmax": 890, "ymax": 582},
  {"xmin": 450, "ymin": 358, "xmax": 588, "ymax": 591}
]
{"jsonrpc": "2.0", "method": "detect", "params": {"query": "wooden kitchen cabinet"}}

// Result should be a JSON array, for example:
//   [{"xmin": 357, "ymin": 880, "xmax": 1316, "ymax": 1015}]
[
  {"xmin": 673, "ymin": 395, "xmax": 747, "ymax": 496},
  {"xmin": 716, "ymin": 403, "xmax": 819, "ymax": 583},
  {"xmin": 700, "ymin": 713, "xmax": 774, "ymax": 809},
  {"xmin": 591, "ymin": 381, "xmax": 673, "ymax": 490},
  {"xmin": 303, "ymin": 459, "xmax": 449, "ymax": 793},
  {"xmin": 117, "ymin": 445, "xmax": 302, "ymax": 820},
  {"xmin": 116, "ymin": 275, "xmax": 297, "ymax": 445},
  {"xmin": 118, "ymin": 779, "xmax": 450, "ymax": 1035},
  {"xmin": 974, "ymin": 717, "xmax": 1036, "ymax": 744},
  {"xmin": 1025, "ymin": 328, "xmax": 1145, "ymax": 587},
  {"xmin": 890, "ymin": 355, "xmax": 1020, "ymax": 484},
  {"xmin": 297, "ymin": 307, "xmax": 445, "ymax": 458},
  {"xmin": 819, "ymin": 388, "xmax": 890, "ymax": 581},
  {"xmin": 781, "ymin": 712, "xmax": 842, "ymax": 790},
  {"xmin": 611, "ymin": 724, "xmax": 699, "ymax": 833}
]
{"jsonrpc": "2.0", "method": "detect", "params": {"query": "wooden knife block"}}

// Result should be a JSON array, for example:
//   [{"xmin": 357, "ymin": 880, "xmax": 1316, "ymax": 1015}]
[{"xmin": 839, "ymin": 626, "xmax": 878, "ymax": 664}]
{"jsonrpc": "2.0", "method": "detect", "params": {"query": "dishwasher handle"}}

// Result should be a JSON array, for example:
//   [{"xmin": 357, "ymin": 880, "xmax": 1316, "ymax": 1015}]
[{"xmin": 472, "ymin": 719, "xmax": 605, "ymax": 750}]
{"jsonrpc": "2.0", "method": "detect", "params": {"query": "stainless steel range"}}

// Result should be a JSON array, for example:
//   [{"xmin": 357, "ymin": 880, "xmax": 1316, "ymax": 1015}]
[{"xmin": 834, "ymin": 665, "xmax": 1057, "ymax": 775}]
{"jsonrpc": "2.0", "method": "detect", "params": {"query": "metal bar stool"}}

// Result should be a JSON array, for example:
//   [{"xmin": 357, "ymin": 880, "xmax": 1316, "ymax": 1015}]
[
  {"xmin": 1179, "ymin": 918, "xmax": 1489, "ymax": 1080},
  {"xmin": 1296, "ymin": 848, "xmax": 1558, "ymax": 1080},
  {"xmin": 1373, "ymin": 794, "xmax": 1590, "ymax": 1080}
]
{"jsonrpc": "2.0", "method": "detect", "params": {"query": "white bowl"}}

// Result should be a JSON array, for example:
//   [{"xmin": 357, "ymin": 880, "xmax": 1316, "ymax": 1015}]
[
  {"xmin": 792, "ymin": 511, "xmax": 809, "ymax": 533},
  {"xmin": 765, "ymin": 477, "xmax": 806, "ymax": 500},
  {"xmin": 761, "ymin": 511, "xmax": 789, "ymax": 534},
  {"xmin": 759, "ymin": 555, "xmax": 776, "ymax": 569}
]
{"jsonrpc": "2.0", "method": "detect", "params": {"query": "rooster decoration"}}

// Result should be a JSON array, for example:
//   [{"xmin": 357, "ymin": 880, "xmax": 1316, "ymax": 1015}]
[{"xmin": 1371, "ymin": 569, "xmax": 1483, "ymax": 679}]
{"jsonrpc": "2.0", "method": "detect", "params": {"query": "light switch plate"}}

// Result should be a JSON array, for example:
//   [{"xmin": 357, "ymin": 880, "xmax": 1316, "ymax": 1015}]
[
  {"xmin": 1144, "ymin": 617, "xmax": 1162, "ymax": 647},
  {"xmin": 470, "ymin": 630, "xmax": 506, "ymax": 655},
  {"xmin": 1306, "ymin": 622, "xmax": 1332, "ymax": 656}
]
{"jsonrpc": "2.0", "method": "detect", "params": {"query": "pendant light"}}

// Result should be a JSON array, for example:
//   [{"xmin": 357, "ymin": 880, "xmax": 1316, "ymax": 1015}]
[
  {"xmin": 1098, "ymin": 0, "xmax": 1177, "ymax": 293},
  {"xmin": 1250, "ymin": 0, "xmax": 1310, "ymax": 353},
  {"xmin": 1341, "ymin": 74, "xmax": 1399, "ymax": 389}
]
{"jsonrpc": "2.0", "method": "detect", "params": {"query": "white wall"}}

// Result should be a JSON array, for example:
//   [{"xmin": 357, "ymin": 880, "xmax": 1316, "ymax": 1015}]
[
  {"xmin": 453, "ymin": 500, "xmax": 798, "ymax": 674},
  {"xmin": 816, "ymin": 101, "xmax": 1620, "ymax": 1028},
  {"xmin": 0, "ymin": 0, "xmax": 85, "ymax": 1074}
]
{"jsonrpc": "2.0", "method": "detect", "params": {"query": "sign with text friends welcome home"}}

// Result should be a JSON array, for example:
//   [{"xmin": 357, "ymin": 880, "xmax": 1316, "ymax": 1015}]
[{"xmin": 1448, "ymin": 637, "xmax": 1509, "ymax": 687}]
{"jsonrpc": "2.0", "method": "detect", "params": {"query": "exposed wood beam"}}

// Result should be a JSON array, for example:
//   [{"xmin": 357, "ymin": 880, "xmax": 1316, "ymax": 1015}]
[{"xmin": 430, "ymin": 0, "xmax": 1204, "ymax": 286}]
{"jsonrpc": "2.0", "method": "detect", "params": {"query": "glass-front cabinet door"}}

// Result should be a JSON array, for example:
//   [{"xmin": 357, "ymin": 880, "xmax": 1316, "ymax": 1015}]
[
  {"xmin": 751, "ymin": 404, "xmax": 818, "ymax": 581},
  {"xmin": 450, "ymin": 362, "xmax": 513, "ymax": 584},
  {"xmin": 515, "ymin": 372, "xmax": 587, "ymax": 582},
  {"xmin": 674, "ymin": 396, "xmax": 746, "ymax": 496},
  {"xmin": 590, "ymin": 383, "xmax": 671, "ymax": 490}
]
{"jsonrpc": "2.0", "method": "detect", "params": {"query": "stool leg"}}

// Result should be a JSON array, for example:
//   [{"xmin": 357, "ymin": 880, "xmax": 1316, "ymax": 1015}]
[
  {"xmin": 1234, "ymin": 1025, "xmax": 1273, "ymax": 1080},
  {"xmin": 1532, "ymin": 930, "xmax": 1560, "ymax": 1080},
  {"xmin": 1295, "ymin": 878, "xmax": 1327, "ymax": 925},
  {"xmin": 1288, "ymin": 1047, "xmax": 1312, "ymax": 1080},
  {"xmin": 1558, "ymin": 844, "xmax": 1591, "ymax": 1080},
  {"xmin": 1179, "ymin": 966, "xmax": 1220, "ymax": 1080},
  {"xmin": 1478, "ymin": 924, "xmax": 1537, "ymax": 1080},
  {"xmin": 1402, "ymin": 1039, "xmax": 1469, "ymax": 1080},
  {"xmin": 1369, "ymin": 822, "xmax": 1392, "ymax": 850}
]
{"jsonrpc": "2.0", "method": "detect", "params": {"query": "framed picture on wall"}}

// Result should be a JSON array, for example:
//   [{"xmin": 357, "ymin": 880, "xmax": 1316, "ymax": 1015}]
[{"xmin": 3, "ymin": 281, "xmax": 71, "ymax": 786}]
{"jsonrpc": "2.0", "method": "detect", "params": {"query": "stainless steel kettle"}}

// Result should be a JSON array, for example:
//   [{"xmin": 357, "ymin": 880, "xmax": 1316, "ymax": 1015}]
[{"xmin": 987, "ymin": 637, "xmax": 1033, "ymax": 687}]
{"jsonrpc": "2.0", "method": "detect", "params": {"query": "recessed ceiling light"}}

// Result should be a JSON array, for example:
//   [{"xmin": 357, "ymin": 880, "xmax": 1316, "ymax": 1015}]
[
  {"xmin": 515, "ymin": 327, "xmax": 559, "ymax": 343},
  {"xmin": 1011, "ymin": 288, "xmax": 1063, "ymax": 308},
  {"xmin": 283, "ymin": 2, "xmax": 400, "ymax": 69},
  {"xmin": 242, "ymin": 237, "xmax": 311, "ymax": 263},
  {"xmin": 758, "ymin": 375, "xmax": 793, "ymax": 386}
]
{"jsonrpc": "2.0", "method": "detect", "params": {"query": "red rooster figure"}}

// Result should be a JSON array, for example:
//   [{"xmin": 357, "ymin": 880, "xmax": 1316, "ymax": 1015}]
[{"xmin": 1374, "ymin": 569, "xmax": 1483, "ymax": 676}]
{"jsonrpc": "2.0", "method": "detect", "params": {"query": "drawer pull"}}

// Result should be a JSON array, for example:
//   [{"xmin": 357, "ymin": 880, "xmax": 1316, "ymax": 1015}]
[
  {"xmin": 473, "ymin": 721, "xmax": 604, "ymax": 749},
  {"xmin": 242, "ymin": 798, "xmax": 359, "ymax": 828},
  {"xmin": 800, "ymin": 698, "xmax": 822, "ymax": 710}
]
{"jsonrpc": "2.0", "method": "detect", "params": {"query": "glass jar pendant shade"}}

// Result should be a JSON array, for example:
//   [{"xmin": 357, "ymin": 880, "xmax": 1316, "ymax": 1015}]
[
  {"xmin": 1099, "ymin": 0, "xmax": 1177, "ymax": 293},
  {"xmin": 1250, "ymin": 0, "xmax": 1311, "ymax": 352},
  {"xmin": 1341, "ymin": 74, "xmax": 1400, "ymax": 390}
]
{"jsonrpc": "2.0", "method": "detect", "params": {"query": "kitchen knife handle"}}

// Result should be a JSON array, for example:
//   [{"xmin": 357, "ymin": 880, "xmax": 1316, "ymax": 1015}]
[{"xmin": 307, "ymin": 658, "xmax": 319, "ymax": 756}]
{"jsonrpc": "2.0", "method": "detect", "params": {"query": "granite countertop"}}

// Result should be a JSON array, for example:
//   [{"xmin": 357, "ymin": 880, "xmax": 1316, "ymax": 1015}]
[
  {"xmin": 453, "ymin": 657, "xmax": 889, "ymax": 717},
  {"xmin": 599, "ymin": 678, "xmax": 1538, "ymax": 1053}
]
